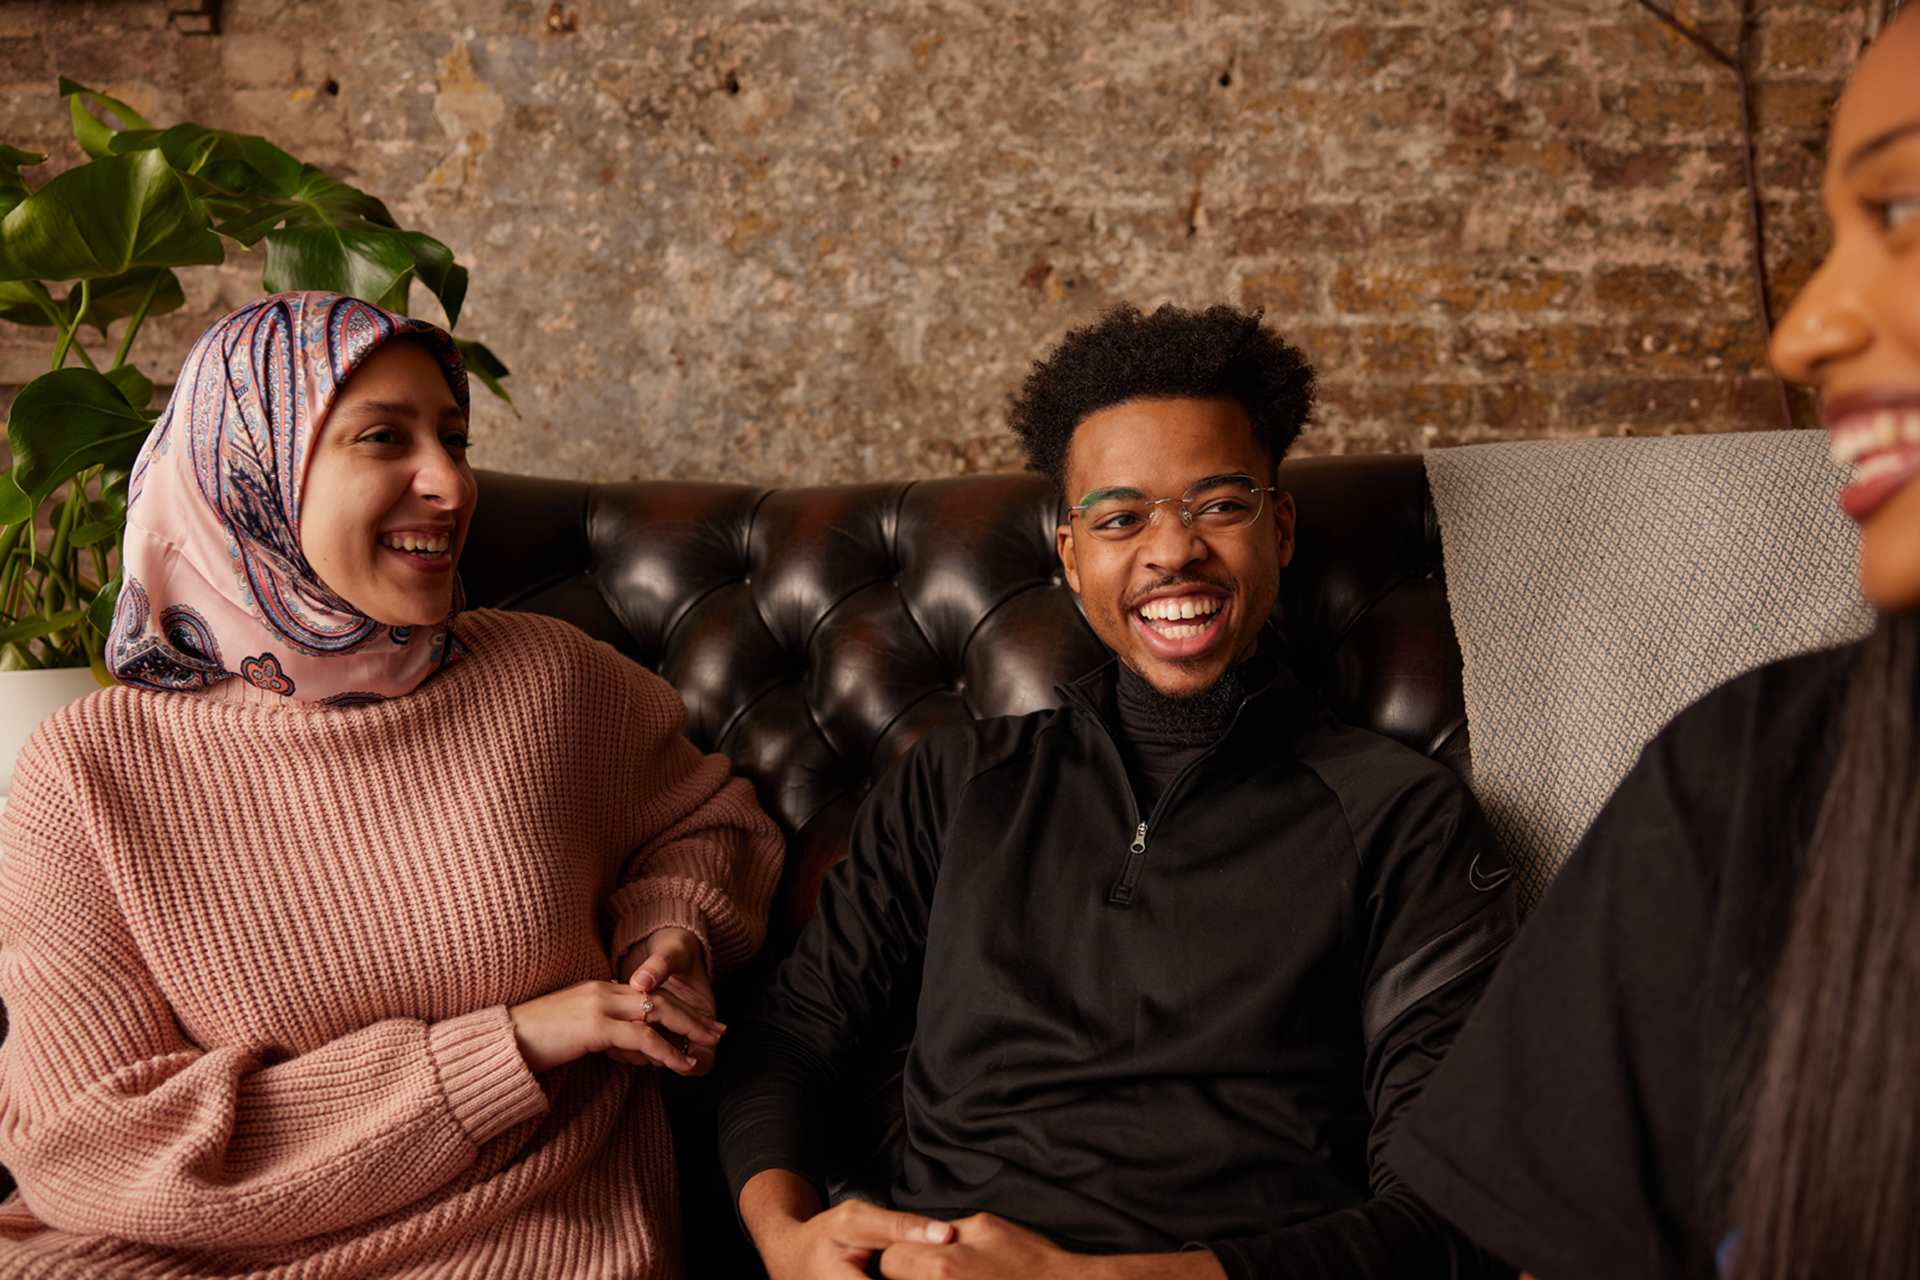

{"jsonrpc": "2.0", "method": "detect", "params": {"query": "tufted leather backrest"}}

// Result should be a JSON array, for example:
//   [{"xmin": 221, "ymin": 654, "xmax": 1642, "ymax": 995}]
[{"xmin": 463, "ymin": 455, "xmax": 1465, "ymax": 940}]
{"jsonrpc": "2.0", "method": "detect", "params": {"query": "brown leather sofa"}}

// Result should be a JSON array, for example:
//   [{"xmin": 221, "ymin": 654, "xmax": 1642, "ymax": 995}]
[{"xmin": 461, "ymin": 454, "xmax": 1467, "ymax": 1273}]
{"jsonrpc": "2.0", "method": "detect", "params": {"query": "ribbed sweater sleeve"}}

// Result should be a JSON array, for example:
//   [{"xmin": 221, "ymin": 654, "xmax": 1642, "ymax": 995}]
[
  {"xmin": 0, "ymin": 737, "xmax": 550, "ymax": 1250},
  {"xmin": 602, "ymin": 654, "xmax": 783, "ymax": 976}
]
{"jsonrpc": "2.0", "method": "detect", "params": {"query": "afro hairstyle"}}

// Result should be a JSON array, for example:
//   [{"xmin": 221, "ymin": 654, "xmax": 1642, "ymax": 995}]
[{"xmin": 1007, "ymin": 303, "xmax": 1315, "ymax": 496}]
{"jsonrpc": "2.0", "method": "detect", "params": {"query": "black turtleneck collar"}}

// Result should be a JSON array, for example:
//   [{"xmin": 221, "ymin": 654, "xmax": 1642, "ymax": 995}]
[{"xmin": 1107, "ymin": 636, "xmax": 1281, "ymax": 810}]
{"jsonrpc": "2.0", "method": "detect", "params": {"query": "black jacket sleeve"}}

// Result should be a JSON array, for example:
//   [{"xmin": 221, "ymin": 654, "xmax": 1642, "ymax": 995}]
[
  {"xmin": 716, "ymin": 732, "xmax": 957, "ymax": 1208},
  {"xmin": 1207, "ymin": 768, "xmax": 1518, "ymax": 1280},
  {"xmin": 1383, "ymin": 692, "xmax": 1746, "ymax": 1280}
]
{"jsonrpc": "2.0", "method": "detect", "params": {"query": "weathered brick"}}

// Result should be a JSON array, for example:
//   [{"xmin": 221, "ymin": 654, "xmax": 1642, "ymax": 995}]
[
  {"xmin": 1767, "ymin": 251, "xmax": 1827, "ymax": 320},
  {"xmin": 1586, "ymin": 20, "xmax": 1743, "ymax": 76},
  {"xmin": 0, "ymin": 0, "xmax": 1871, "ymax": 482},
  {"xmin": 1229, "ymin": 203, "xmax": 1369, "ymax": 256},
  {"xmin": 219, "ymin": 34, "xmax": 299, "ymax": 89},
  {"xmin": 1599, "ymin": 82, "xmax": 1741, "ymax": 135},
  {"xmin": 1332, "ymin": 262, "xmax": 1583, "ymax": 316},
  {"xmin": 1316, "ymin": 379, "xmax": 1477, "ymax": 437},
  {"xmin": 1593, "ymin": 263, "xmax": 1748, "ymax": 313},
  {"xmin": 1560, "ymin": 375, "xmax": 1789, "ymax": 428},
  {"xmin": 1758, "ymin": 137, "xmax": 1826, "ymax": 189},
  {"xmin": 0, "ymin": 37, "xmax": 49, "ymax": 87},
  {"xmin": 1477, "ymin": 381, "xmax": 1560, "ymax": 431},
  {"xmin": 1531, "ymin": 80, "xmax": 1605, "ymax": 134},
  {"xmin": 1323, "ymin": 24, "xmax": 1430, "ymax": 79},
  {"xmin": 1760, "ymin": 195, "xmax": 1830, "ymax": 265},
  {"xmin": 1449, "ymin": 323, "xmax": 1589, "ymax": 376},
  {"xmin": 1757, "ymin": 17, "xmax": 1864, "ymax": 73},
  {"xmin": 1491, "ymin": 23, "xmax": 1586, "ymax": 80},
  {"xmin": 1579, "ymin": 142, "xmax": 1688, "ymax": 191},
  {"xmin": 1752, "ymin": 79, "xmax": 1844, "ymax": 133},
  {"xmin": 1297, "ymin": 321, "xmax": 1441, "ymax": 377},
  {"xmin": 1238, "ymin": 265, "xmax": 1325, "ymax": 317},
  {"xmin": 1436, "ymin": 139, "xmax": 1583, "ymax": 187},
  {"xmin": 1257, "ymin": 85, "xmax": 1450, "ymax": 136},
  {"xmin": 1594, "ymin": 197, "xmax": 1747, "ymax": 253},
  {"xmin": 1370, "ymin": 198, "xmax": 1466, "ymax": 248}
]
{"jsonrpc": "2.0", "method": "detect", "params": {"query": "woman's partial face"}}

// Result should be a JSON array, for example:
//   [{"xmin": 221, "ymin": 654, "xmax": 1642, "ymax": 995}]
[
  {"xmin": 1771, "ymin": 11, "xmax": 1920, "ymax": 611},
  {"xmin": 299, "ymin": 339, "xmax": 475, "ymax": 627}
]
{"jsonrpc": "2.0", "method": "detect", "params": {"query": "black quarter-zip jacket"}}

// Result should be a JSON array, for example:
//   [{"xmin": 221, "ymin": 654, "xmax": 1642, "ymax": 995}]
[{"xmin": 718, "ymin": 656, "xmax": 1517, "ymax": 1279}]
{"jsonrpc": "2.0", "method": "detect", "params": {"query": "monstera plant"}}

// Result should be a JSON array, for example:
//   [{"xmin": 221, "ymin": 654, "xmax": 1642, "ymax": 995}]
[{"xmin": 0, "ymin": 78, "xmax": 509, "ymax": 680}]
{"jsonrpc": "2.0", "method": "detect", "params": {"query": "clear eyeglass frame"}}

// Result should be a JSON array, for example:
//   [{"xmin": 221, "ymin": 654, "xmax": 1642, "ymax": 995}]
[{"xmin": 1067, "ymin": 473, "xmax": 1279, "ymax": 542}]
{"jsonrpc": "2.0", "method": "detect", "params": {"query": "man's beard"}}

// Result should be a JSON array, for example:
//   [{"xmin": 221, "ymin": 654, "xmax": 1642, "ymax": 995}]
[{"xmin": 1116, "ymin": 656, "xmax": 1249, "ymax": 744}]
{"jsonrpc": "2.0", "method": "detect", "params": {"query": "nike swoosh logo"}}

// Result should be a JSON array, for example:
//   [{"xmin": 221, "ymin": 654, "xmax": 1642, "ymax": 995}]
[{"xmin": 1469, "ymin": 854, "xmax": 1514, "ymax": 892}]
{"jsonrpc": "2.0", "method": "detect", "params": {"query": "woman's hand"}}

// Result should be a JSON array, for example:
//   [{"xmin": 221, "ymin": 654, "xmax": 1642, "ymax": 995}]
[
  {"xmin": 612, "ymin": 926, "xmax": 725, "ymax": 1075},
  {"xmin": 508, "ymin": 978, "xmax": 716, "ymax": 1075}
]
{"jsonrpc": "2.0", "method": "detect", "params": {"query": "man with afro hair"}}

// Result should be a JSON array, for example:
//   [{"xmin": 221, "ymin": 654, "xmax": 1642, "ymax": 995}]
[{"xmin": 721, "ymin": 304, "xmax": 1515, "ymax": 1280}]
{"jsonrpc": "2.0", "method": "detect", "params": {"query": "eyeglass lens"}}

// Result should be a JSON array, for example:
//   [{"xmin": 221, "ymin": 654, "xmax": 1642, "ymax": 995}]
[{"xmin": 1079, "ymin": 476, "xmax": 1266, "ymax": 540}]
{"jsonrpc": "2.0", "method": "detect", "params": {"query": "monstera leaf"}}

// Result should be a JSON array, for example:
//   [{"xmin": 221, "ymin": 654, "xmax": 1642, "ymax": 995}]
[
  {"xmin": 107, "ymin": 123, "xmax": 469, "ymax": 327},
  {"xmin": 400, "ymin": 232, "xmax": 467, "ymax": 330},
  {"xmin": 0, "ymin": 148, "xmax": 222, "ymax": 283},
  {"xmin": 0, "ymin": 471, "xmax": 28, "ymax": 527},
  {"xmin": 84, "ymin": 570, "xmax": 122, "ymax": 643},
  {"xmin": 261, "ymin": 224, "xmax": 416, "ymax": 313},
  {"xmin": 59, "ymin": 78, "xmax": 152, "ymax": 160},
  {"xmin": 0, "ymin": 279, "xmax": 61, "ymax": 327},
  {"xmin": 112, "ymin": 123, "xmax": 397, "ymax": 239},
  {"xmin": 5, "ymin": 368, "xmax": 151, "ymax": 512},
  {"xmin": 0, "ymin": 144, "xmax": 44, "ymax": 219},
  {"xmin": 103, "ymin": 362, "xmax": 156, "ymax": 412},
  {"xmin": 456, "ymin": 338, "xmax": 513, "ymax": 407}
]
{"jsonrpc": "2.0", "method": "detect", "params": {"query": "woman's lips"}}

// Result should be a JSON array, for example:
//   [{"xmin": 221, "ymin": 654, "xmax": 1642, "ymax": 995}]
[
  {"xmin": 1829, "ymin": 404, "xmax": 1920, "ymax": 524},
  {"xmin": 1839, "ymin": 447, "xmax": 1920, "ymax": 523},
  {"xmin": 378, "ymin": 543, "xmax": 455, "ymax": 575}
]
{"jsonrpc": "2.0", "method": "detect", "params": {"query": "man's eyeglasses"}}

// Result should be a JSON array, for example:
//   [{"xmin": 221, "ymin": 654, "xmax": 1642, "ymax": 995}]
[{"xmin": 1067, "ymin": 474, "xmax": 1278, "ymax": 543}]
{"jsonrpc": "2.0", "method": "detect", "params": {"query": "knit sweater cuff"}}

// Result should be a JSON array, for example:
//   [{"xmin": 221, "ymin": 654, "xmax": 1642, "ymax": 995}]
[
  {"xmin": 428, "ymin": 1005, "xmax": 549, "ymax": 1146},
  {"xmin": 612, "ymin": 894, "xmax": 716, "ymax": 980}
]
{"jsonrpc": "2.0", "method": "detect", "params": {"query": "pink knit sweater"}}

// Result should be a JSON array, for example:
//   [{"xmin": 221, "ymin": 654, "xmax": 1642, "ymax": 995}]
[{"xmin": 0, "ymin": 609, "xmax": 784, "ymax": 1277}]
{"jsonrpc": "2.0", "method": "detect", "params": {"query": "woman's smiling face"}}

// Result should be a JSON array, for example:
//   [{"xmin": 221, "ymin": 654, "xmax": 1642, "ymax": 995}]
[
  {"xmin": 1770, "ymin": 10, "xmax": 1920, "ymax": 611},
  {"xmin": 298, "ymin": 338, "xmax": 476, "ymax": 627}
]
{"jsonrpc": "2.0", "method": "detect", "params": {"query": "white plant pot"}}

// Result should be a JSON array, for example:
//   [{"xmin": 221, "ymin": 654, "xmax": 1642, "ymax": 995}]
[{"xmin": 0, "ymin": 667, "xmax": 104, "ymax": 816}]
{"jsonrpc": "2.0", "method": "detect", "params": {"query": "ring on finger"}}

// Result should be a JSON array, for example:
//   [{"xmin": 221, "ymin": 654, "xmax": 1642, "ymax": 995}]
[{"xmin": 640, "ymin": 998, "xmax": 656, "ymax": 1021}]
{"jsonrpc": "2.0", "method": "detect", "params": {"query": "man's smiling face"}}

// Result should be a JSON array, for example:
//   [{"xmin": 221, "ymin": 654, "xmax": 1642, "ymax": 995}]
[{"xmin": 1055, "ymin": 396, "xmax": 1295, "ymax": 699}]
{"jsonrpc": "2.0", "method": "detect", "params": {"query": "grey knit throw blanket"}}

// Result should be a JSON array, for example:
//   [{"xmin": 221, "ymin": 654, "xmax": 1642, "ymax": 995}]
[{"xmin": 1424, "ymin": 431, "xmax": 1873, "ymax": 912}]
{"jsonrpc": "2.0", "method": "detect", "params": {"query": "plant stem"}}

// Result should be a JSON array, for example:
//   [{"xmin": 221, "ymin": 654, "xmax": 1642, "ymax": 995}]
[
  {"xmin": 112, "ymin": 273, "xmax": 163, "ymax": 369},
  {"xmin": 0, "ymin": 546, "xmax": 22, "ymax": 623},
  {"xmin": 0, "ymin": 507, "xmax": 34, "ymax": 621},
  {"xmin": 49, "ymin": 279, "xmax": 92, "ymax": 372},
  {"xmin": 38, "ymin": 489, "xmax": 80, "ymax": 616},
  {"xmin": 0, "ymin": 518, "xmax": 22, "ymax": 583}
]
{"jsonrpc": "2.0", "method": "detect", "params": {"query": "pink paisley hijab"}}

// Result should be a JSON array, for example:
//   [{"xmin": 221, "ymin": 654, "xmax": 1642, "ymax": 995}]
[{"xmin": 106, "ymin": 292, "xmax": 469, "ymax": 706}]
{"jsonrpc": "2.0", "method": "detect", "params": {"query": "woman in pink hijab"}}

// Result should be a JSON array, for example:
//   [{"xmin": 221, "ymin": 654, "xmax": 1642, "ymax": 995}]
[{"xmin": 0, "ymin": 292, "xmax": 784, "ymax": 1277}]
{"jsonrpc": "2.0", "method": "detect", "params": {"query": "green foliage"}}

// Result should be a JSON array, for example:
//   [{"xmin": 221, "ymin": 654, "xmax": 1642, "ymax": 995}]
[
  {"xmin": 0, "ymin": 78, "xmax": 512, "ymax": 673},
  {"xmin": 0, "ymin": 149, "xmax": 225, "ymax": 283},
  {"xmin": 0, "ymin": 145, "xmax": 45, "ymax": 219}
]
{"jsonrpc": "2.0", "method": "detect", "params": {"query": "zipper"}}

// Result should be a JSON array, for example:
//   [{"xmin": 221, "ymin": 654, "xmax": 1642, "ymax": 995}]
[
  {"xmin": 1109, "ymin": 822, "xmax": 1150, "ymax": 906},
  {"xmin": 1060, "ymin": 673, "xmax": 1257, "ymax": 910}
]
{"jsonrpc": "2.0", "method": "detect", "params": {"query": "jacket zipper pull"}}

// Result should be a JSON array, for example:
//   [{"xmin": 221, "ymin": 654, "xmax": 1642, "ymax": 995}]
[{"xmin": 1108, "ymin": 822, "xmax": 1149, "ymax": 907}]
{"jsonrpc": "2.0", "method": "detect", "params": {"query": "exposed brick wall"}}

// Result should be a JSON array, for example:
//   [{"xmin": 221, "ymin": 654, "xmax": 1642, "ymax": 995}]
[{"xmin": 0, "ymin": 0, "xmax": 1876, "ymax": 485}]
